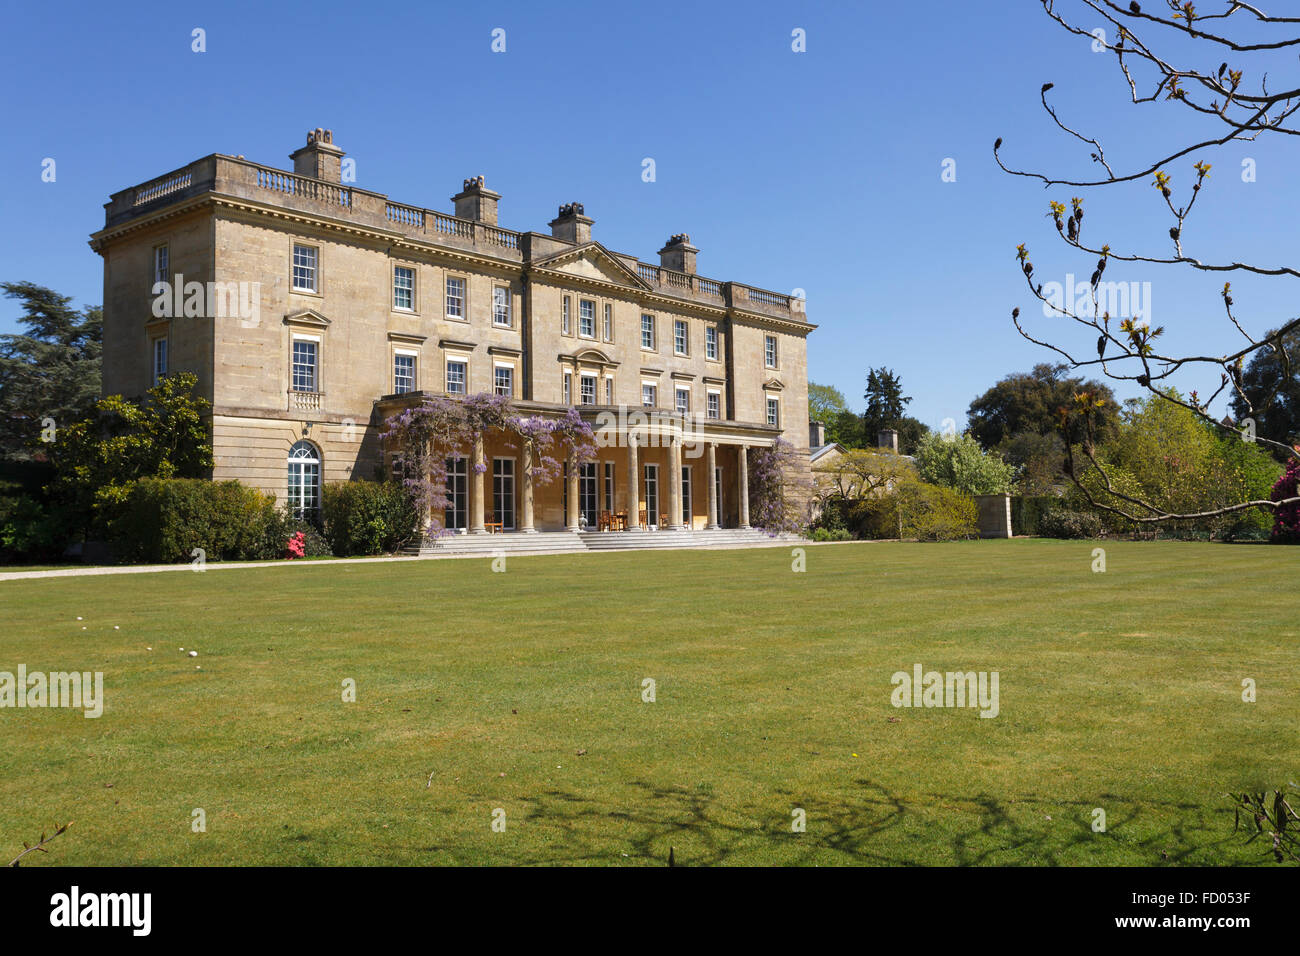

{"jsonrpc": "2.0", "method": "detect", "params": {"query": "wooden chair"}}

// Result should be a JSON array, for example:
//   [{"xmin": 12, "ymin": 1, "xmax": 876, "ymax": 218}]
[
  {"xmin": 598, "ymin": 510, "xmax": 612, "ymax": 532},
  {"xmin": 660, "ymin": 513, "xmax": 669, "ymax": 529},
  {"xmin": 484, "ymin": 511, "xmax": 503, "ymax": 534},
  {"xmin": 638, "ymin": 509, "xmax": 648, "ymax": 530}
]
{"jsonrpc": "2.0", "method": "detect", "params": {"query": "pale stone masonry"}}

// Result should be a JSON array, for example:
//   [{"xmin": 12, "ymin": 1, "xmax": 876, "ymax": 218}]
[{"xmin": 89, "ymin": 129, "xmax": 816, "ymax": 533}]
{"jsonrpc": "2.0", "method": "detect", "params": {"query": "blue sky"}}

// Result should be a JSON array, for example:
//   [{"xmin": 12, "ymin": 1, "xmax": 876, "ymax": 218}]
[{"xmin": 2, "ymin": 0, "xmax": 1296, "ymax": 429}]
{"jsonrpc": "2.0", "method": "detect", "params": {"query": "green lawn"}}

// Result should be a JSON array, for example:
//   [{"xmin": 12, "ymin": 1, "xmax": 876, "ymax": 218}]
[{"xmin": 1, "ymin": 539, "xmax": 1295, "ymax": 866}]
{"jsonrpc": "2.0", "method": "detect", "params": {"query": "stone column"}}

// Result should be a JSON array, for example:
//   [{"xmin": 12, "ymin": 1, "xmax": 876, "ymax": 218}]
[
  {"xmin": 565, "ymin": 450, "xmax": 580, "ymax": 531},
  {"xmin": 469, "ymin": 433, "xmax": 486, "ymax": 533},
  {"xmin": 668, "ymin": 433, "xmax": 683, "ymax": 530},
  {"xmin": 626, "ymin": 434, "xmax": 641, "ymax": 530},
  {"xmin": 737, "ymin": 443, "xmax": 750, "ymax": 529},
  {"xmin": 706, "ymin": 442, "xmax": 719, "ymax": 529},
  {"xmin": 519, "ymin": 439, "xmax": 536, "ymax": 532}
]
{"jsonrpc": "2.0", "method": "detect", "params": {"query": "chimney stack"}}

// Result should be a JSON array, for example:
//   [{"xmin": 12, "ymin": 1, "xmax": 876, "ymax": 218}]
[
  {"xmin": 289, "ymin": 128, "xmax": 345, "ymax": 183},
  {"xmin": 878, "ymin": 429, "xmax": 899, "ymax": 454},
  {"xmin": 659, "ymin": 234, "xmax": 698, "ymax": 275},
  {"xmin": 549, "ymin": 202, "xmax": 593, "ymax": 244},
  {"xmin": 452, "ymin": 175, "xmax": 501, "ymax": 225}
]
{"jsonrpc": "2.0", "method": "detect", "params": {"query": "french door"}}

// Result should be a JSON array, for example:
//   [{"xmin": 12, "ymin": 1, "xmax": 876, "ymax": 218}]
[
  {"xmin": 681, "ymin": 465, "xmax": 692, "ymax": 527},
  {"xmin": 444, "ymin": 456, "xmax": 467, "ymax": 531},
  {"xmin": 714, "ymin": 466, "xmax": 724, "ymax": 527},
  {"xmin": 579, "ymin": 462, "xmax": 598, "ymax": 529},
  {"xmin": 493, "ymin": 458, "xmax": 515, "ymax": 530},
  {"xmin": 644, "ymin": 464, "xmax": 659, "ymax": 527}
]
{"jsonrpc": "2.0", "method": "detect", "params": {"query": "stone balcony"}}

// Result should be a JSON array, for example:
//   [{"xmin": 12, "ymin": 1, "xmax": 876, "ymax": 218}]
[{"xmin": 103, "ymin": 154, "xmax": 811, "ymax": 323}]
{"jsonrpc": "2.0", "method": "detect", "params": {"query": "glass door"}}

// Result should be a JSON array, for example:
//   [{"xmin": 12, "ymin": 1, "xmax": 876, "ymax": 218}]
[
  {"xmin": 579, "ymin": 462, "xmax": 598, "ymax": 529},
  {"xmin": 493, "ymin": 458, "xmax": 515, "ymax": 530},
  {"xmin": 681, "ymin": 465, "xmax": 692, "ymax": 527},
  {"xmin": 444, "ymin": 456, "xmax": 467, "ymax": 531},
  {"xmin": 644, "ymin": 464, "xmax": 659, "ymax": 528}
]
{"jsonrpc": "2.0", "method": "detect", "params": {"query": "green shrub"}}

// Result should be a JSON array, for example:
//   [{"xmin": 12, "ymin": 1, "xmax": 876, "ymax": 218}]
[
  {"xmin": 1010, "ymin": 495, "xmax": 1059, "ymax": 537},
  {"xmin": 855, "ymin": 478, "xmax": 978, "ymax": 541},
  {"xmin": 111, "ymin": 479, "xmax": 283, "ymax": 563},
  {"xmin": 808, "ymin": 526, "xmax": 851, "ymax": 542},
  {"xmin": 321, "ymin": 481, "xmax": 419, "ymax": 556},
  {"xmin": 259, "ymin": 508, "xmax": 333, "ymax": 559},
  {"xmin": 0, "ymin": 490, "xmax": 71, "ymax": 562},
  {"xmin": 1037, "ymin": 504, "xmax": 1107, "ymax": 539}
]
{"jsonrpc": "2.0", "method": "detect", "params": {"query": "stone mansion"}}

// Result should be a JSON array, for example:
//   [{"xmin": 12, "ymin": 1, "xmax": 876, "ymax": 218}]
[{"xmin": 90, "ymin": 129, "xmax": 815, "ymax": 535}]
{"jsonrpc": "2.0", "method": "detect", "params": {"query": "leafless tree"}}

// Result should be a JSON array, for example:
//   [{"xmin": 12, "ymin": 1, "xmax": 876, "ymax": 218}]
[{"xmin": 996, "ymin": 0, "xmax": 1300, "ymax": 524}]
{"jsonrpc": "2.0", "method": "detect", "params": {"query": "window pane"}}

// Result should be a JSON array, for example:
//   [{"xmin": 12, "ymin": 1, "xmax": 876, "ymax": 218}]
[
  {"xmin": 493, "ymin": 287, "xmax": 510, "ymax": 326},
  {"xmin": 292, "ymin": 340, "xmax": 317, "ymax": 391},
  {"xmin": 292, "ymin": 245, "xmax": 317, "ymax": 292},
  {"xmin": 394, "ymin": 267, "xmax": 414, "ymax": 311},
  {"xmin": 494, "ymin": 365, "xmax": 513, "ymax": 396},
  {"xmin": 394, "ymin": 354, "xmax": 415, "ymax": 393},
  {"xmin": 579, "ymin": 300, "xmax": 595, "ymax": 337},
  {"xmin": 446, "ymin": 360, "xmax": 467, "ymax": 394},
  {"xmin": 446, "ymin": 278, "xmax": 465, "ymax": 318}
]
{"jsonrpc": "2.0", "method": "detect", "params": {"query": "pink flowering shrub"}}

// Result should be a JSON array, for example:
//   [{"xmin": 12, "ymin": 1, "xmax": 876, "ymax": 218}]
[
  {"xmin": 285, "ymin": 531, "xmax": 306, "ymax": 559},
  {"xmin": 1270, "ymin": 457, "xmax": 1300, "ymax": 543}
]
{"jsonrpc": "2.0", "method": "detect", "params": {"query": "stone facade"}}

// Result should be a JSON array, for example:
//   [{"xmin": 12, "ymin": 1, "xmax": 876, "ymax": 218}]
[{"xmin": 89, "ymin": 130, "xmax": 816, "ymax": 532}]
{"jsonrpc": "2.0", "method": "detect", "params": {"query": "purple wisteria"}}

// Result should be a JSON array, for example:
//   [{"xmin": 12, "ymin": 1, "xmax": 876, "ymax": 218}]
[{"xmin": 380, "ymin": 393, "xmax": 598, "ymax": 537}]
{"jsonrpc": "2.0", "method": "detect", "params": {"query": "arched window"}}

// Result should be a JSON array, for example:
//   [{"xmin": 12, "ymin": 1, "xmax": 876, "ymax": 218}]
[{"xmin": 287, "ymin": 440, "xmax": 321, "ymax": 518}]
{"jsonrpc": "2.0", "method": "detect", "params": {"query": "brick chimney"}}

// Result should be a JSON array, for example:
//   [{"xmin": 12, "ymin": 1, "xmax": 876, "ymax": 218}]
[
  {"xmin": 289, "ymin": 128, "xmax": 345, "ymax": 183},
  {"xmin": 658, "ymin": 234, "xmax": 698, "ymax": 274},
  {"xmin": 878, "ymin": 429, "xmax": 899, "ymax": 454},
  {"xmin": 549, "ymin": 202, "xmax": 592, "ymax": 244},
  {"xmin": 452, "ymin": 175, "xmax": 500, "ymax": 225}
]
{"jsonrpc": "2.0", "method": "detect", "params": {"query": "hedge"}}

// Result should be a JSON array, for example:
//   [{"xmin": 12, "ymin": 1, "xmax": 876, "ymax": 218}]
[
  {"xmin": 111, "ymin": 478, "xmax": 286, "ymax": 563},
  {"xmin": 321, "ymin": 480, "xmax": 419, "ymax": 556}
]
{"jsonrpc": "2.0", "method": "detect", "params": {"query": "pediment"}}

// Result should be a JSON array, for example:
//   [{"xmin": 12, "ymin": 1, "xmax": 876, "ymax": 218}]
[
  {"xmin": 533, "ymin": 242, "xmax": 650, "ymax": 290},
  {"xmin": 284, "ymin": 308, "xmax": 331, "ymax": 328},
  {"xmin": 763, "ymin": 378, "xmax": 785, "ymax": 391}
]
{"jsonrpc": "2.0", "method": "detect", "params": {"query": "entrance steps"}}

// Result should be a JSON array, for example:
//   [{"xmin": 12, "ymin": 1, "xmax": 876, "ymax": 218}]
[{"xmin": 400, "ymin": 527, "xmax": 801, "ymax": 557}]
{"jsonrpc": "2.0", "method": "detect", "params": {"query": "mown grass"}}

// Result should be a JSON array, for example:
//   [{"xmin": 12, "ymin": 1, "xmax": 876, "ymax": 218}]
[{"xmin": 0, "ymin": 539, "xmax": 1295, "ymax": 866}]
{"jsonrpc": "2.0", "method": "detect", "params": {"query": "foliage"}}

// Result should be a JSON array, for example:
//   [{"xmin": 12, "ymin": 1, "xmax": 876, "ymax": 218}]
[
  {"xmin": 914, "ymin": 431, "xmax": 1016, "ymax": 496},
  {"xmin": 747, "ymin": 438, "xmax": 810, "ymax": 535},
  {"xmin": 1037, "ymin": 503, "xmax": 1107, "ymax": 540},
  {"xmin": 807, "ymin": 526, "xmax": 851, "ymax": 542},
  {"xmin": 857, "ymin": 475, "xmax": 977, "ymax": 541},
  {"xmin": 814, "ymin": 446, "xmax": 914, "ymax": 501},
  {"xmin": 1090, "ymin": 390, "xmax": 1280, "ymax": 538},
  {"xmin": 862, "ymin": 367, "xmax": 912, "ymax": 444},
  {"xmin": 0, "ymin": 487, "xmax": 71, "ymax": 562},
  {"xmin": 381, "ymin": 394, "xmax": 596, "ymax": 537},
  {"xmin": 110, "ymin": 478, "xmax": 281, "ymax": 563},
  {"xmin": 807, "ymin": 382, "xmax": 848, "ymax": 427},
  {"xmin": 0, "ymin": 282, "xmax": 102, "ymax": 461},
  {"xmin": 321, "ymin": 480, "xmax": 420, "ymax": 556},
  {"xmin": 47, "ymin": 372, "xmax": 212, "ymax": 532},
  {"xmin": 1270, "ymin": 458, "xmax": 1300, "ymax": 543},
  {"xmin": 1231, "ymin": 325, "xmax": 1300, "ymax": 461},
  {"xmin": 968, "ymin": 363, "xmax": 1119, "ymax": 452},
  {"xmin": 1009, "ymin": 495, "xmax": 1059, "ymax": 537}
]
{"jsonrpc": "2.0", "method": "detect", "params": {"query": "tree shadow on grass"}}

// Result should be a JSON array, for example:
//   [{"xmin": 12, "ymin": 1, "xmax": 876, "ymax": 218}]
[{"xmin": 485, "ymin": 779, "xmax": 1257, "ymax": 867}]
